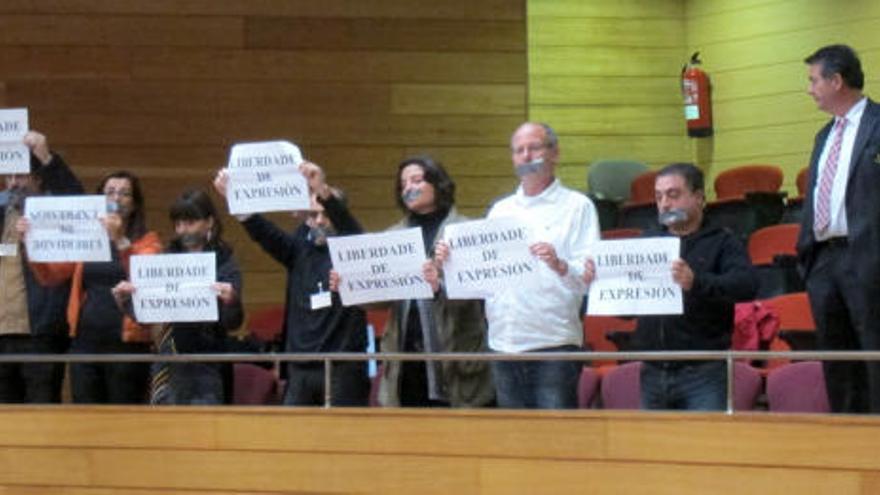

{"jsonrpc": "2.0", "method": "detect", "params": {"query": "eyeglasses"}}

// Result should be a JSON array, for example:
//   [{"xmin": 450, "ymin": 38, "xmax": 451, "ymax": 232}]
[{"xmin": 105, "ymin": 188, "xmax": 133, "ymax": 198}]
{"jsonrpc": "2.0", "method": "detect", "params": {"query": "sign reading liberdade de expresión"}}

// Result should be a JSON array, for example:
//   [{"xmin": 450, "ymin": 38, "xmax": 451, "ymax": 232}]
[
  {"xmin": 225, "ymin": 140, "xmax": 310, "ymax": 214},
  {"xmin": 0, "ymin": 108, "xmax": 30, "ymax": 174},
  {"xmin": 441, "ymin": 217, "xmax": 538, "ymax": 299},
  {"xmin": 328, "ymin": 228, "xmax": 434, "ymax": 306},
  {"xmin": 587, "ymin": 237, "xmax": 682, "ymax": 316},
  {"xmin": 24, "ymin": 195, "xmax": 111, "ymax": 262},
  {"xmin": 130, "ymin": 252, "xmax": 218, "ymax": 323}
]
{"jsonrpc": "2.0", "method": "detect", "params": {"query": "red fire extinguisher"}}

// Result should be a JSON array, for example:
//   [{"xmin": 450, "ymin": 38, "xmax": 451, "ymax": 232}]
[{"xmin": 681, "ymin": 52, "xmax": 713, "ymax": 137}]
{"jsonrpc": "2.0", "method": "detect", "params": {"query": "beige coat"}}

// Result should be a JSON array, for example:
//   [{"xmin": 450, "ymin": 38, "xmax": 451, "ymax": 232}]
[{"xmin": 377, "ymin": 208, "xmax": 494, "ymax": 407}]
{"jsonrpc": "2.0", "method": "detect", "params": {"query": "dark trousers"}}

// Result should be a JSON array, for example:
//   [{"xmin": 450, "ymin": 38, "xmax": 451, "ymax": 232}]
[
  {"xmin": 69, "ymin": 340, "xmax": 150, "ymax": 404},
  {"xmin": 640, "ymin": 361, "xmax": 726, "ymax": 411},
  {"xmin": 284, "ymin": 362, "xmax": 369, "ymax": 407},
  {"xmin": 0, "ymin": 334, "xmax": 67, "ymax": 403},
  {"xmin": 806, "ymin": 241, "xmax": 880, "ymax": 413},
  {"xmin": 491, "ymin": 345, "xmax": 580, "ymax": 409}
]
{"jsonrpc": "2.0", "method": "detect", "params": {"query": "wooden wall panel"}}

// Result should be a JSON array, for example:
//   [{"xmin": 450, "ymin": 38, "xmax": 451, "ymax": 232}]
[
  {"xmin": 0, "ymin": 1, "xmax": 527, "ymax": 315},
  {"xmin": 2, "ymin": 408, "xmax": 880, "ymax": 494},
  {"xmin": 685, "ymin": 0, "xmax": 880, "ymax": 193}
]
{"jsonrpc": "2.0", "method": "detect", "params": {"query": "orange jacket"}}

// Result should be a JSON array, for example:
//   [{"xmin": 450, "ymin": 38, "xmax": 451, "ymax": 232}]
[{"xmin": 30, "ymin": 232, "xmax": 162, "ymax": 343}]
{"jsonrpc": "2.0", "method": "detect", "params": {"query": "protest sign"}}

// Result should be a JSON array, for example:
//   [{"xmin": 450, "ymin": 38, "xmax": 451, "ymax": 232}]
[
  {"xmin": 587, "ymin": 237, "xmax": 682, "ymax": 316},
  {"xmin": 130, "ymin": 252, "xmax": 218, "ymax": 323},
  {"xmin": 226, "ymin": 140, "xmax": 310, "ymax": 214},
  {"xmin": 442, "ymin": 217, "xmax": 537, "ymax": 299},
  {"xmin": 328, "ymin": 228, "xmax": 433, "ymax": 306},
  {"xmin": 24, "ymin": 195, "xmax": 111, "ymax": 262},
  {"xmin": 0, "ymin": 108, "xmax": 29, "ymax": 174}
]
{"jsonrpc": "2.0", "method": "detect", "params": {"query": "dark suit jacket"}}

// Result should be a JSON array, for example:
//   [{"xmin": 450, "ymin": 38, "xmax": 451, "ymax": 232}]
[{"xmin": 797, "ymin": 98, "xmax": 880, "ymax": 289}]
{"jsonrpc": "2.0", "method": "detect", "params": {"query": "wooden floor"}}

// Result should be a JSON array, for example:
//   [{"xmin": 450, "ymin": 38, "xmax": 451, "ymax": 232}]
[{"xmin": 0, "ymin": 406, "xmax": 878, "ymax": 494}]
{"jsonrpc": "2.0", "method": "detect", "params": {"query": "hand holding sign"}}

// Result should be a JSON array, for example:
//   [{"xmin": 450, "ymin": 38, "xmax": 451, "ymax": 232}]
[
  {"xmin": 671, "ymin": 259, "xmax": 695, "ymax": 291},
  {"xmin": 22, "ymin": 130, "xmax": 51, "ymax": 165},
  {"xmin": 586, "ymin": 237, "xmax": 682, "ymax": 316}
]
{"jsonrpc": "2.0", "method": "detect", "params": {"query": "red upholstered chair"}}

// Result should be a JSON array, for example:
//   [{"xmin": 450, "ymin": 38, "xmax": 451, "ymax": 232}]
[
  {"xmin": 599, "ymin": 361, "xmax": 762, "ymax": 411},
  {"xmin": 747, "ymin": 224, "xmax": 804, "ymax": 298},
  {"xmin": 762, "ymin": 292, "xmax": 816, "ymax": 370},
  {"xmin": 714, "ymin": 165, "xmax": 784, "ymax": 200},
  {"xmin": 766, "ymin": 361, "xmax": 830, "ymax": 413},
  {"xmin": 618, "ymin": 171, "xmax": 659, "ymax": 230},
  {"xmin": 706, "ymin": 165, "xmax": 786, "ymax": 243},
  {"xmin": 583, "ymin": 315, "xmax": 637, "ymax": 372},
  {"xmin": 577, "ymin": 366, "xmax": 601, "ymax": 408},
  {"xmin": 247, "ymin": 305, "xmax": 285, "ymax": 344},
  {"xmin": 601, "ymin": 228, "xmax": 642, "ymax": 240},
  {"xmin": 233, "ymin": 363, "xmax": 280, "ymax": 405},
  {"xmin": 747, "ymin": 224, "xmax": 800, "ymax": 265},
  {"xmin": 600, "ymin": 361, "xmax": 641, "ymax": 409},
  {"xmin": 366, "ymin": 307, "xmax": 390, "ymax": 340},
  {"xmin": 782, "ymin": 167, "xmax": 810, "ymax": 223}
]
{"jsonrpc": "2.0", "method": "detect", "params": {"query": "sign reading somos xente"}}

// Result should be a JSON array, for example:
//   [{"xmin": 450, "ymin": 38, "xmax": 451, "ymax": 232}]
[
  {"xmin": 328, "ymin": 228, "xmax": 433, "ymax": 306},
  {"xmin": 24, "ymin": 195, "xmax": 111, "ymax": 262},
  {"xmin": 130, "ymin": 252, "xmax": 218, "ymax": 323},
  {"xmin": 586, "ymin": 237, "xmax": 682, "ymax": 316}
]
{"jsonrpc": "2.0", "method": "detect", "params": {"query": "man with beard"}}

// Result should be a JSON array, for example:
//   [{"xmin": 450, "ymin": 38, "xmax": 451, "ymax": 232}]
[
  {"xmin": 0, "ymin": 130, "xmax": 83, "ymax": 402},
  {"xmin": 214, "ymin": 161, "xmax": 369, "ymax": 406}
]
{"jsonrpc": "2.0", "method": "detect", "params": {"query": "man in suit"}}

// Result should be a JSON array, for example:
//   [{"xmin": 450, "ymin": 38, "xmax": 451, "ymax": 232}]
[{"xmin": 796, "ymin": 44, "xmax": 880, "ymax": 413}]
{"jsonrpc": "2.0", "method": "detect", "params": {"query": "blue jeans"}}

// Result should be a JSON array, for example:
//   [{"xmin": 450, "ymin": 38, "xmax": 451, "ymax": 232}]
[
  {"xmin": 640, "ymin": 361, "xmax": 726, "ymax": 411},
  {"xmin": 491, "ymin": 345, "xmax": 580, "ymax": 409}
]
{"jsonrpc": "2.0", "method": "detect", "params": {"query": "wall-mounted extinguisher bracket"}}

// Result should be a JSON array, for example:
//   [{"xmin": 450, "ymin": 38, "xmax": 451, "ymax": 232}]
[{"xmin": 681, "ymin": 51, "xmax": 713, "ymax": 138}]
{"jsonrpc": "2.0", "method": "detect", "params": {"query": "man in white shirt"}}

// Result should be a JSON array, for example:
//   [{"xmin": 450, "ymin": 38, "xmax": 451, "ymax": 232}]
[
  {"xmin": 439, "ymin": 122, "xmax": 600, "ymax": 408},
  {"xmin": 796, "ymin": 44, "xmax": 880, "ymax": 413}
]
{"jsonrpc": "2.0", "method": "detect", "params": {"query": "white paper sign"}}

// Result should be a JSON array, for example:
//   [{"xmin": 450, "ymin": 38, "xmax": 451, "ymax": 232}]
[
  {"xmin": 130, "ymin": 252, "xmax": 218, "ymax": 323},
  {"xmin": 0, "ymin": 108, "xmax": 29, "ymax": 174},
  {"xmin": 587, "ymin": 237, "xmax": 682, "ymax": 316},
  {"xmin": 328, "ymin": 228, "xmax": 433, "ymax": 306},
  {"xmin": 24, "ymin": 195, "xmax": 111, "ymax": 262},
  {"xmin": 442, "ymin": 217, "xmax": 538, "ymax": 299},
  {"xmin": 226, "ymin": 140, "xmax": 309, "ymax": 214}
]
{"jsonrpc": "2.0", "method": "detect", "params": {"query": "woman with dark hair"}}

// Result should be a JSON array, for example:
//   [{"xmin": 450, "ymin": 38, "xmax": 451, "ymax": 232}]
[
  {"xmin": 377, "ymin": 155, "xmax": 494, "ymax": 407},
  {"xmin": 115, "ymin": 189, "xmax": 243, "ymax": 405},
  {"xmin": 29, "ymin": 170, "xmax": 162, "ymax": 403}
]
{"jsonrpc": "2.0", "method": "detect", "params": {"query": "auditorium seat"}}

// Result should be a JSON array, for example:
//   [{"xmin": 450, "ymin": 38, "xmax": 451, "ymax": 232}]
[
  {"xmin": 233, "ymin": 363, "xmax": 280, "ymax": 405},
  {"xmin": 587, "ymin": 159, "xmax": 649, "ymax": 230},
  {"xmin": 762, "ymin": 292, "xmax": 816, "ymax": 370},
  {"xmin": 747, "ymin": 224, "xmax": 804, "ymax": 298},
  {"xmin": 577, "ymin": 366, "xmax": 601, "ymax": 408},
  {"xmin": 583, "ymin": 315, "xmax": 637, "ymax": 372},
  {"xmin": 247, "ymin": 304, "xmax": 285, "ymax": 347},
  {"xmin": 599, "ymin": 361, "xmax": 762, "ymax": 411},
  {"xmin": 782, "ymin": 167, "xmax": 810, "ymax": 223},
  {"xmin": 766, "ymin": 361, "xmax": 830, "ymax": 413},
  {"xmin": 617, "ymin": 170, "xmax": 659, "ymax": 230},
  {"xmin": 705, "ymin": 165, "xmax": 786, "ymax": 243},
  {"xmin": 600, "ymin": 361, "xmax": 641, "ymax": 409}
]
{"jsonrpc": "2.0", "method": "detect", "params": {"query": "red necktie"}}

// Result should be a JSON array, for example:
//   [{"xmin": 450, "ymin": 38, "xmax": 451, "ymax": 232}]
[{"xmin": 814, "ymin": 117, "xmax": 847, "ymax": 233}]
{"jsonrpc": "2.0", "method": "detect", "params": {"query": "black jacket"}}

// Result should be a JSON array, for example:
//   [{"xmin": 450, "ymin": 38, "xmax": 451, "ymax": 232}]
[
  {"xmin": 241, "ymin": 195, "xmax": 367, "ymax": 355},
  {"xmin": 633, "ymin": 225, "xmax": 758, "ymax": 352},
  {"xmin": 163, "ymin": 241, "xmax": 244, "ymax": 353},
  {"xmin": 0, "ymin": 153, "xmax": 84, "ymax": 338}
]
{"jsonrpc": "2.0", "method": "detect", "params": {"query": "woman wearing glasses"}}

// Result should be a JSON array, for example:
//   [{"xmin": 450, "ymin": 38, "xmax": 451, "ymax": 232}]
[{"xmin": 28, "ymin": 171, "xmax": 161, "ymax": 403}]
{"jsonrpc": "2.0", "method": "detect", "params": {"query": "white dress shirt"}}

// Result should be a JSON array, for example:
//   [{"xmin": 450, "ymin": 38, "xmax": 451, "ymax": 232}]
[
  {"xmin": 485, "ymin": 179, "xmax": 600, "ymax": 353},
  {"xmin": 814, "ymin": 97, "xmax": 867, "ymax": 241}
]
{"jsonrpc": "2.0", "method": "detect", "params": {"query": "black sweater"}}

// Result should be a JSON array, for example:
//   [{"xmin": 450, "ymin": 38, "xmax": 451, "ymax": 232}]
[
  {"xmin": 633, "ymin": 225, "xmax": 758, "ymax": 352},
  {"xmin": 241, "ymin": 195, "xmax": 367, "ymax": 355}
]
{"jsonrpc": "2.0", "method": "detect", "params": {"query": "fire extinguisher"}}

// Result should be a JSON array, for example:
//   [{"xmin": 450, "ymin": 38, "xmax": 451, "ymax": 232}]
[{"xmin": 681, "ymin": 52, "xmax": 713, "ymax": 137}]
